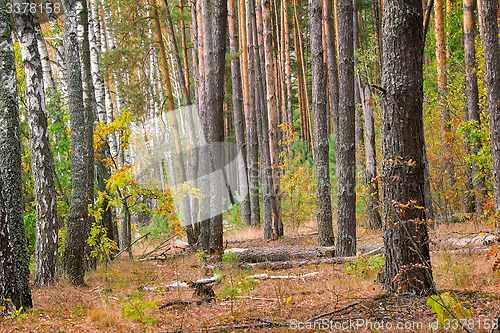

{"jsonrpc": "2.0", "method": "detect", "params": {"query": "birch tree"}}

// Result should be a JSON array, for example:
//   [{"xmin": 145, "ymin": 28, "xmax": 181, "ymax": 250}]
[
  {"xmin": 13, "ymin": 0, "xmax": 59, "ymax": 286},
  {"xmin": 0, "ymin": 0, "xmax": 33, "ymax": 307}
]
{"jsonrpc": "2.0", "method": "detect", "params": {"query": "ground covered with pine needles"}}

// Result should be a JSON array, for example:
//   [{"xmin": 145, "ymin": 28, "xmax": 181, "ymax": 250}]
[{"xmin": 3, "ymin": 221, "xmax": 500, "ymax": 332}]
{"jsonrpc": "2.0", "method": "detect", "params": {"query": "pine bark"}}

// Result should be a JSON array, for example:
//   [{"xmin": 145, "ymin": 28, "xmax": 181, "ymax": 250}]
[
  {"xmin": 62, "ymin": 0, "xmax": 90, "ymax": 286},
  {"xmin": 323, "ymin": 0, "xmax": 339, "ymax": 136},
  {"xmin": 13, "ymin": 0, "xmax": 59, "ymax": 286},
  {"xmin": 361, "ymin": 86, "xmax": 382, "ymax": 229},
  {"xmin": 311, "ymin": 0, "xmax": 334, "ymax": 247},
  {"xmin": 381, "ymin": 0, "xmax": 434, "ymax": 294},
  {"xmin": 464, "ymin": 0, "xmax": 486, "ymax": 217},
  {"xmin": 250, "ymin": 0, "xmax": 275, "ymax": 240},
  {"xmin": 479, "ymin": 0, "xmax": 500, "ymax": 214},
  {"xmin": 201, "ymin": 0, "xmax": 227, "ymax": 254},
  {"xmin": 261, "ymin": 0, "xmax": 283, "ymax": 238},
  {"xmin": 242, "ymin": 0, "xmax": 261, "ymax": 227},
  {"xmin": 336, "ymin": 0, "xmax": 356, "ymax": 256},
  {"xmin": 0, "ymin": 0, "xmax": 33, "ymax": 307},
  {"xmin": 228, "ymin": 0, "xmax": 251, "ymax": 226}
]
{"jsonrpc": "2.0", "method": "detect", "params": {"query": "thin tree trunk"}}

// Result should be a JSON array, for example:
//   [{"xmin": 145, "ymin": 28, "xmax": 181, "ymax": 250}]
[
  {"xmin": 0, "ymin": 0, "xmax": 33, "ymax": 307},
  {"xmin": 479, "ymin": 0, "xmax": 500, "ymax": 215},
  {"xmin": 152, "ymin": 0, "xmax": 195, "ymax": 245},
  {"xmin": 360, "ymin": 85, "xmax": 382, "ymax": 229},
  {"xmin": 13, "ymin": 0, "xmax": 59, "ymax": 286},
  {"xmin": 293, "ymin": 0, "xmax": 312, "ymax": 147},
  {"xmin": 323, "ymin": 0, "xmax": 339, "ymax": 137},
  {"xmin": 336, "ymin": 0, "xmax": 356, "ymax": 256},
  {"xmin": 381, "ymin": 0, "xmax": 434, "ymax": 294},
  {"xmin": 283, "ymin": 1, "xmax": 293, "ymax": 132},
  {"xmin": 464, "ymin": 0, "xmax": 486, "ymax": 217},
  {"xmin": 249, "ymin": 0, "xmax": 275, "ymax": 240},
  {"xmin": 229, "ymin": 0, "xmax": 251, "ymax": 226},
  {"xmin": 311, "ymin": 0, "xmax": 335, "ymax": 247},
  {"xmin": 261, "ymin": 0, "xmax": 283, "ymax": 238},
  {"xmin": 243, "ymin": 0, "xmax": 261, "ymax": 228},
  {"xmin": 434, "ymin": 0, "xmax": 455, "ymax": 187}
]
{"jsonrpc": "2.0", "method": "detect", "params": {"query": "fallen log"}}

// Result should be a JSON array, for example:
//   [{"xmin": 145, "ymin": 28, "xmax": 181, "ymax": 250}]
[
  {"xmin": 226, "ymin": 243, "xmax": 381, "ymax": 263},
  {"xmin": 238, "ymin": 256, "xmax": 356, "ymax": 270},
  {"xmin": 432, "ymin": 235, "xmax": 498, "ymax": 249}
]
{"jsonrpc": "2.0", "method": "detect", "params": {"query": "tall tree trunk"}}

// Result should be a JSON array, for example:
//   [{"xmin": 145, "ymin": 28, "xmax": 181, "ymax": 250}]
[
  {"xmin": 283, "ymin": 1, "xmax": 293, "ymax": 131},
  {"xmin": 180, "ymin": 0, "xmax": 191, "ymax": 100},
  {"xmin": 162, "ymin": 0, "xmax": 191, "ymax": 106},
  {"xmin": 13, "ymin": 0, "xmax": 59, "ymax": 286},
  {"xmin": 360, "ymin": 86, "xmax": 382, "ymax": 229},
  {"xmin": 250, "ymin": 0, "xmax": 275, "ymax": 240},
  {"xmin": 229, "ymin": 0, "xmax": 251, "ymax": 226},
  {"xmin": 353, "ymin": 0, "xmax": 364, "ymax": 169},
  {"xmin": 78, "ymin": 0, "xmax": 97, "ymax": 270},
  {"xmin": 152, "ymin": 0, "xmax": 195, "ymax": 245},
  {"xmin": 0, "ymin": 0, "xmax": 33, "ymax": 307},
  {"xmin": 381, "ymin": 0, "xmax": 434, "ymax": 294},
  {"xmin": 434, "ymin": 0, "xmax": 455, "ymax": 187},
  {"xmin": 201, "ymin": 0, "xmax": 227, "ymax": 255},
  {"xmin": 242, "ymin": 0, "xmax": 261, "ymax": 227},
  {"xmin": 479, "ymin": 0, "xmax": 500, "ymax": 215},
  {"xmin": 336, "ymin": 0, "xmax": 356, "ymax": 256},
  {"xmin": 464, "ymin": 0, "xmax": 486, "ymax": 217},
  {"xmin": 90, "ymin": 0, "xmax": 114, "ymax": 243},
  {"xmin": 62, "ymin": 0, "xmax": 90, "ymax": 286},
  {"xmin": 261, "ymin": 0, "xmax": 283, "ymax": 238},
  {"xmin": 293, "ymin": 0, "xmax": 312, "ymax": 147},
  {"xmin": 323, "ymin": 0, "xmax": 339, "ymax": 137},
  {"xmin": 311, "ymin": 0, "xmax": 335, "ymax": 247}
]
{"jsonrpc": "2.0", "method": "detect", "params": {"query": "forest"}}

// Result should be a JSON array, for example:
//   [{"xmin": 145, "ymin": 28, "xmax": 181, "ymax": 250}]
[{"xmin": 1, "ymin": 0, "xmax": 500, "ymax": 331}]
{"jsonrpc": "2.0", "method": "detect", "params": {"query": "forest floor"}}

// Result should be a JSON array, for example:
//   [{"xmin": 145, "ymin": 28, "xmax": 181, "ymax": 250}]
[{"xmin": 3, "ymin": 221, "xmax": 500, "ymax": 332}]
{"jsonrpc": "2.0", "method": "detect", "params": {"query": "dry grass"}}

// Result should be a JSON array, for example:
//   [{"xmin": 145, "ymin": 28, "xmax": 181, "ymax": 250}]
[{"xmin": 2, "ymin": 221, "xmax": 500, "ymax": 332}]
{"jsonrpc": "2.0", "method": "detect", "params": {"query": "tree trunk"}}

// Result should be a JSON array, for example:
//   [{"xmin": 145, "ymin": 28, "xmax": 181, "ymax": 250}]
[
  {"xmin": 228, "ymin": 0, "xmax": 251, "ymax": 226},
  {"xmin": 381, "ymin": 0, "xmax": 434, "ymax": 294},
  {"xmin": 62, "ymin": 0, "xmax": 90, "ymax": 286},
  {"xmin": 292, "ymin": 0, "xmax": 312, "ymax": 147},
  {"xmin": 261, "ymin": 0, "xmax": 283, "ymax": 238},
  {"xmin": 479, "ymin": 0, "xmax": 500, "ymax": 215},
  {"xmin": 250, "ymin": 0, "xmax": 276, "ymax": 240},
  {"xmin": 152, "ymin": 0, "xmax": 195, "ymax": 245},
  {"xmin": 360, "ymin": 86, "xmax": 382, "ymax": 229},
  {"xmin": 311, "ymin": 0, "xmax": 334, "ymax": 247},
  {"xmin": 242, "ymin": 0, "xmax": 261, "ymax": 228},
  {"xmin": 0, "ymin": 0, "xmax": 33, "ymax": 307},
  {"xmin": 434, "ymin": 0, "xmax": 455, "ymax": 186},
  {"xmin": 201, "ymin": 0, "xmax": 227, "ymax": 255},
  {"xmin": 283, "ymin": 1, "xmax": 293, "ymax": 131},
  {"xmin": 323, "ymin": 0, "xmax": 339, "ymax": 137},
  {"xmin": 13, "ymin": 0, "xmax": 59, "ymax": 286},
  {"xmin": 336, "ymin": 0, "xmax": 356, "ymax": 256},
  {"xmin": 77, "ymin": 0, "xmax": 97, "ymax": 270},
  {"xmin": 464, "ymin": 0, "xmax": 486, "ymax": 217},
  {"xmin": 0, "ymin": 176, "xmax": 18, "ymax": 311}
]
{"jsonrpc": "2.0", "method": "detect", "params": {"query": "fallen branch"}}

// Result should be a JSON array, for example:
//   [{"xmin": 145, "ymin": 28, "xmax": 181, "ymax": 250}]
[
  {"xmin": 158, "ymin": 300, "xmax": 202, "ymax": 309},
  {"xmin": 309, "ymin": 301, "xmax": 361, "ymax": 321},
  {"xmin": 139, "ymin": 234, "xmax": 177, "ymax": 259},
  {"xmin": 200, "ymin": 320, "xmax": 288, "ymax": 331},
  {"xmin": 246, "ymin": 272, "xmax": 320, "ymax": 280},
  {"xmin": 237, "ymin": 256, "xmax": 356, "ymax": 270},
  {"xmin": 114, "ymin": 232, "xmax": 151, "ymax": 259}
]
